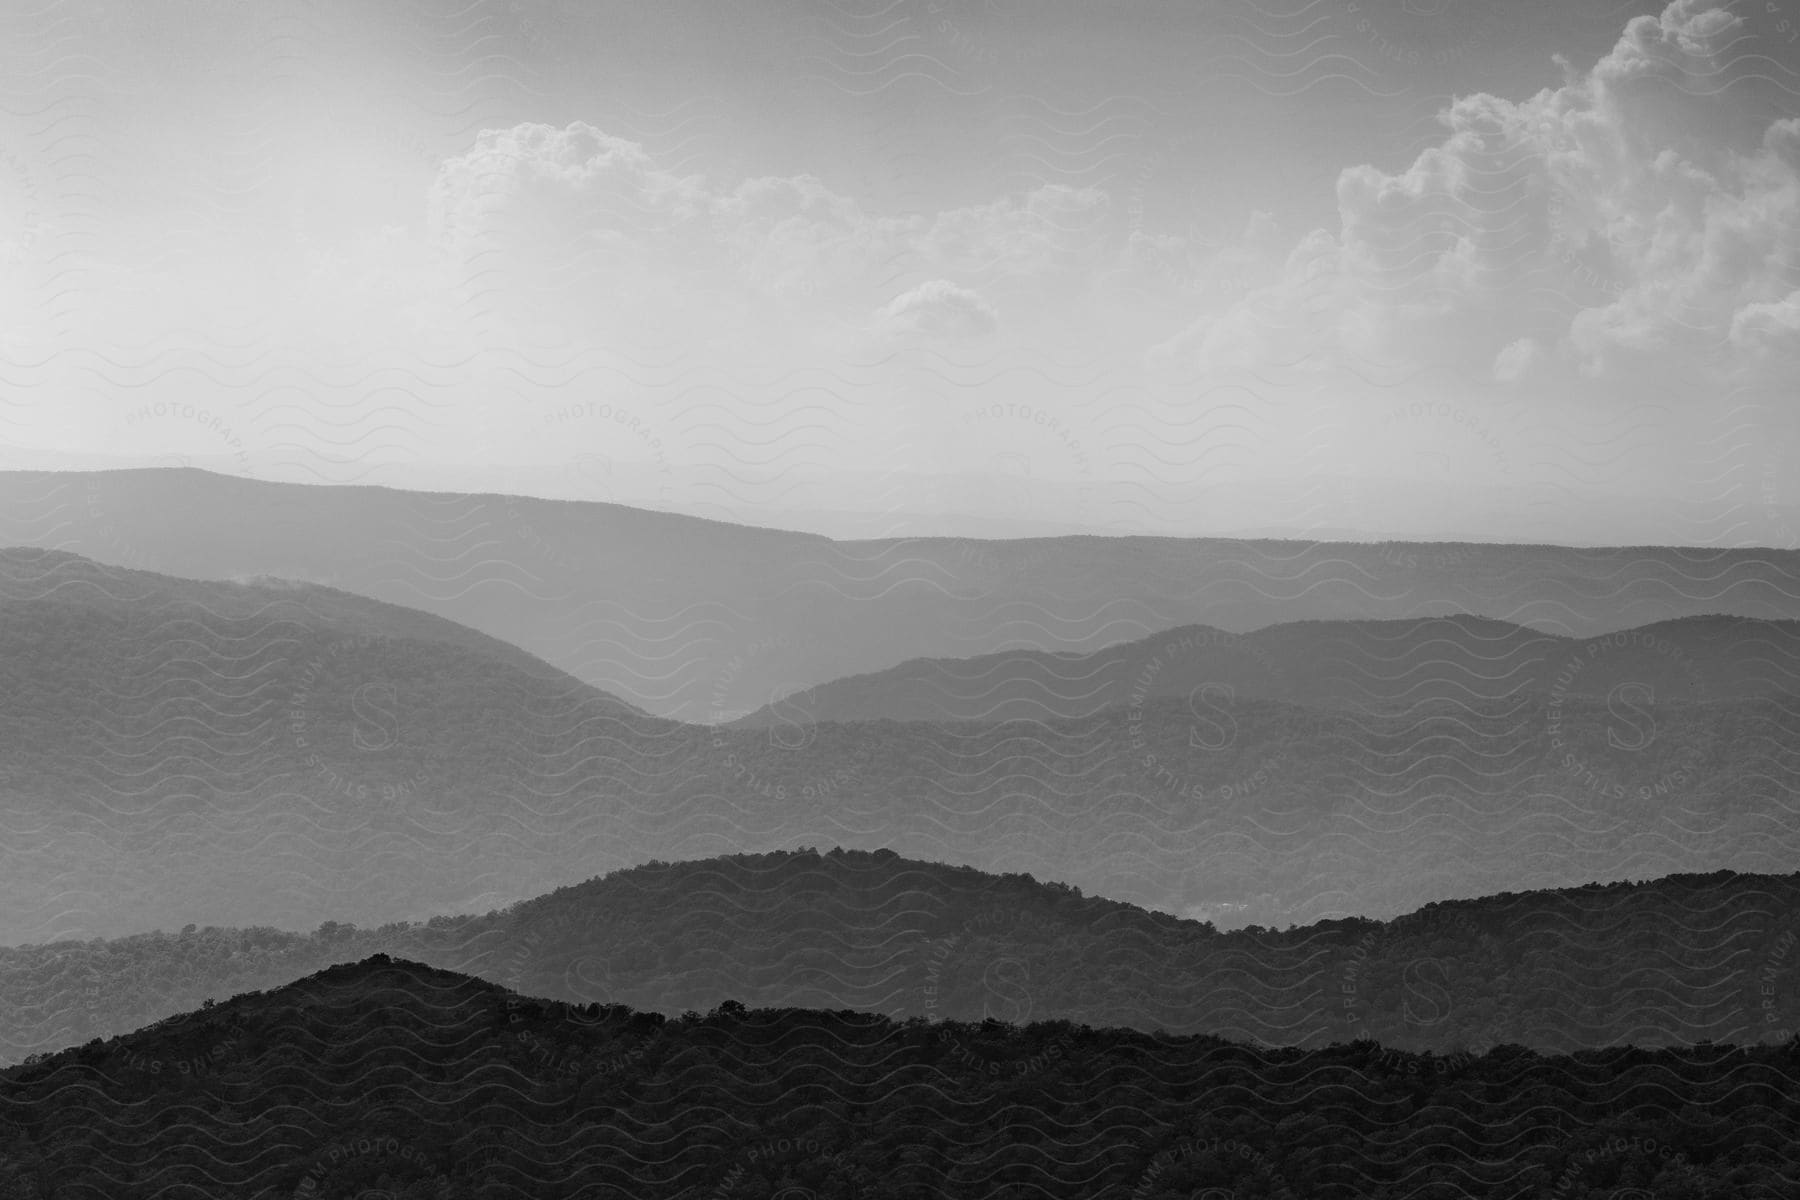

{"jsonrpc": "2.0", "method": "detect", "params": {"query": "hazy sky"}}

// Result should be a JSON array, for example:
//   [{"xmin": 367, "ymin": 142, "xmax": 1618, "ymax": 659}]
[{"xmin": 1, "ymin": 0, "xmax": 1796, "ymax": 543}]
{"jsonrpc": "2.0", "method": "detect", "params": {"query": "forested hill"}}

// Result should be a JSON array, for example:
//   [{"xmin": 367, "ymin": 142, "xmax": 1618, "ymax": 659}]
[
  {"xmin": 1, "ymin": 953, "xmax": 1797, "ymax": 1199},
  {"xmin": 7, "ymin": 850, "xmax": 1800, "ymax": 1066}
]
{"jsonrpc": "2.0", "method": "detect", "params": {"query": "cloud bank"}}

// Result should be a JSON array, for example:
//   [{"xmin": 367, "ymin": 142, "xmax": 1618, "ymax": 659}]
[{"xmin": 1151, "ymin": 0, "xmax": 1800, "ymax": 391}]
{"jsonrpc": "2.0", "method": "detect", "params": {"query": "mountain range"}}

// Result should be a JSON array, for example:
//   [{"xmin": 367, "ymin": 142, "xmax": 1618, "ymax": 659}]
[
  {"xmin": 3, "ymin": 545, "xmax": 1798, "ymax": 948},
  {"xmin": 6, "ymin": 467, "xmax": 1800, "ymax": 721},
  {"xmin": 731, "ymin": 613, "xmax": 1800, "ymax": 724},
  {"xmin": 4, "ymin": 848, "xmax": 1799, "ymax": 1068},
  {"xmin": 3, "ymin": 470, "xmax": 1799, "ymax": 1196}
]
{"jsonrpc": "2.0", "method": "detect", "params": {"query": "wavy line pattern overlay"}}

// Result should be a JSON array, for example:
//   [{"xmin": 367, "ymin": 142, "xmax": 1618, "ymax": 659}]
[{"xmin": 1, "ymin": 0, "xmax": 1798, "ymax": 1195}]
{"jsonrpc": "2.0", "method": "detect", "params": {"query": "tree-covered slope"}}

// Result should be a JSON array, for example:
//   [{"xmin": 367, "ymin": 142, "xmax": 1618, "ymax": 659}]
[
  {"xmin": 6, "ymin": 850, "xmax": 1800, "ymax": 1067},
  {"xmin": 0, "ymin": 953, "xmax": 1797, "ymax": 1198}
]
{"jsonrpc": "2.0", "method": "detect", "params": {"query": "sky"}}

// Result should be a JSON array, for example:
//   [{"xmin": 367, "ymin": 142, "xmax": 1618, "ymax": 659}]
[{"xmin": 0, "ymin": 0, "xmax": 1797, "ymax": 544}]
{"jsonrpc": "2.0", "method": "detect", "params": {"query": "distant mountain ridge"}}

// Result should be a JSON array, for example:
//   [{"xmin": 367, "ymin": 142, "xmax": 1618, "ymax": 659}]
[
  {"xmin": 0, "ymin": 546, "xmax": 646, "ymax": 709},
  {"xmin": 0, "ymin": 547, "xmax": 674, "ymax": 944},
  {"xmin": 7, "ymin": 467, "xmax": 1800, "ymax": 720},
  {"xmin": 732, "ymin": 613, "xmax": 1800, "ymax": 725}
]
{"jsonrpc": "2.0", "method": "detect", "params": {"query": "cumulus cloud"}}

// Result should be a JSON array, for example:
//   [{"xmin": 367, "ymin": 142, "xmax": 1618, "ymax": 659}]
[
  {"xmin": 1596, "ymin": 0, "xmax": 1746, "ymax": 78},
  {"xmin": 872, "ymin": 279, "xmax": 999, "ymax": 341},
  {"xmin": 1125, "ymin": 208, "xmax": 1286, "ymax": 306},
  {"xmin": 1731, "ymin": 291, "xmax": 1800, "ymax": 356},
  {"xmin": 429, "ymin": 122, "xmax": 1111, "ymax": 331},
  {"xmin": 1150, "ymin": 0, "xmax": 1800, "ymax": 390},
  {"xmin": 429, "ymin": 122, "xmax": 708, "ymax": 262},
  {"xmin": 710, "ymin": 174, "xmax": 918, "ymax": 298},
  {"xmin": 1493, "ymin": 337, "xmax": 1545, "ymax": 382},
  {"xmin": 918, "ymin": 184, "xmax": 1109, "ymax": 277}
]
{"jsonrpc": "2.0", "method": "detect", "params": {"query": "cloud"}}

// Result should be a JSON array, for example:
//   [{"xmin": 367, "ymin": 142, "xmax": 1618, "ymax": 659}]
[
  {"xmin": 1124, "ymin": 208, "xmax": 1287, "ymax": 307},
  {"xmin": 1731, "ymin": 291, "xmax": 1800, "ymax": 356},
  {"xmin": 429, "ymin": 122, "xmax": 708, "ymax": 262},
  {"xmin": 1596, "ymin": 0, "xmax": 1744, "ymax": 80},
  {"xmin": 1493, "ymin": 337, "xmax": 1545, "ymax": 382},
  {"xmin": 1149, "ymin": 0, "xmax": 1800, "ymax": 390},
  {"xmin": 426, "ymin": 123, "xmax": 1115, "ymax": 349},
  {"xmin": 710, "ymin": 174, "xmax": 919, "ymax": 299},
  {"xmin": 917, "ymin": 184, "xmax": 1110, "ymax": 278},
  {"xmin": 872, "ymin": 279, "xmax": 998, "ymax": 341}
]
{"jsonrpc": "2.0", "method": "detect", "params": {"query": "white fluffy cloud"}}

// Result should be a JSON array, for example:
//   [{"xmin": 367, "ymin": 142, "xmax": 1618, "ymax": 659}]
[
  {"xmin": 1151, "ymin": 0, "xmax": 1800, "ymax": 390},
  {"xmin": 916, "ymin": 184, "xmax": 1110, "ymax": 277},
  {"xmin": 709, "ymin": 174, "xmax": 919, "ymax": 298},
  {"xmin": 413, "ymin": 18, "xmax": 1799, "ymax": 400},
  {"xmin": 1493, "ymin": 336, "xmax": 1546, "ymax": 383},
  {"xmin": 1731, "ymin": 290, "xmax": 1800, "ymax": 357},
  {"xmin": 872, "ymin": 279, "xmax": 999, "ymax": 341},
  {"xmin": 428, "ymin": 122, "xmax": 1108, "ymax": 335},
  {"xmin": 1122, "ymin": 208, "xmax": 1286, "ymax": 307},
  {"xmin": 429, "ymin": 122, "xmax": 708, "ymax": 262}
]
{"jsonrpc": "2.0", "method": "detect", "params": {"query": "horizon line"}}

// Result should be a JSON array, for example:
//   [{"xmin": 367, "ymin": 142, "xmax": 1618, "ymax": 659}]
[{"xmin": 14, "ymin": 462, "xmax": 1800, "ymax": 555}]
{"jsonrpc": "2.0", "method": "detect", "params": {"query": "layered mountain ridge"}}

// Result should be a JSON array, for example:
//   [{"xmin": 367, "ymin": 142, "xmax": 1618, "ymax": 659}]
[
  {"xmin": 732, "ymin": 612, "xmax": 1800, "ymax": 725},
  {"xmin": 3, "ymin": 547, "xmax": 1797, "ymax": 974},
  {"xmin": 9, "ymin": 467, "xmax": 1800, "ymax": 722},
  {"xmin": 5, "ymin": 847, "xmax": 1800, "ymax": 1067}
]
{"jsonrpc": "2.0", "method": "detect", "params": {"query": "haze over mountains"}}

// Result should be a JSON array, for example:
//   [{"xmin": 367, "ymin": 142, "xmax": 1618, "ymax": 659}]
[
  {"xmin": 12, "ymin": 0, "xmax": 1800, "ymax": 1185},
  {"xmin": 3, "ymin": 476, "xmax": 1798, "ymax": 1196},
  {"xmin": 0, "ymin": 546, "xmax": 674, "ymax": 944},
  {"xmin": 6, "ymin": 468, "xmax": 1800, "ymax": 722},
  {"xmin": 2, "ymin": 544, "xmax": 1797, "ymax": 951}
]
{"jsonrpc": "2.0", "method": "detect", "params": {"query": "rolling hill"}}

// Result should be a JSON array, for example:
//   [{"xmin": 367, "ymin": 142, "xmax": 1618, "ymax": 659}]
[
  {"xmin": 1, "ymin": 952, "xmax": 1796, "ymax": 1198},
  {"xmin": 0, "ymin": 546, "xmax": 679, "ymax": 945},
  {"xmin": 5, "ymin": 849, "xmax": 1800, "ymax": 1066},
  {"xmin": 6, "ymin": 467, "xmax": 1800, "ymax": 721}
]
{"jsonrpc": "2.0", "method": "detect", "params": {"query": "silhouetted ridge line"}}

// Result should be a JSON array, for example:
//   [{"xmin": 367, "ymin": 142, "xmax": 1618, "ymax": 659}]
[{"xmin": 3, "ymin": 949, "xmax": 1799, "ymax": 1198}]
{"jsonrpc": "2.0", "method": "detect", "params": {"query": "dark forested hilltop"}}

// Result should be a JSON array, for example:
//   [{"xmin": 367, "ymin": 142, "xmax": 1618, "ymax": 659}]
[
  {"xmin": 7, "ymin": 849, "xmax": 1800, "ymax": 1068},
  {"xmin": 0, "ymin": 952, "xmax": 1796, "ymax": 1198}
]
